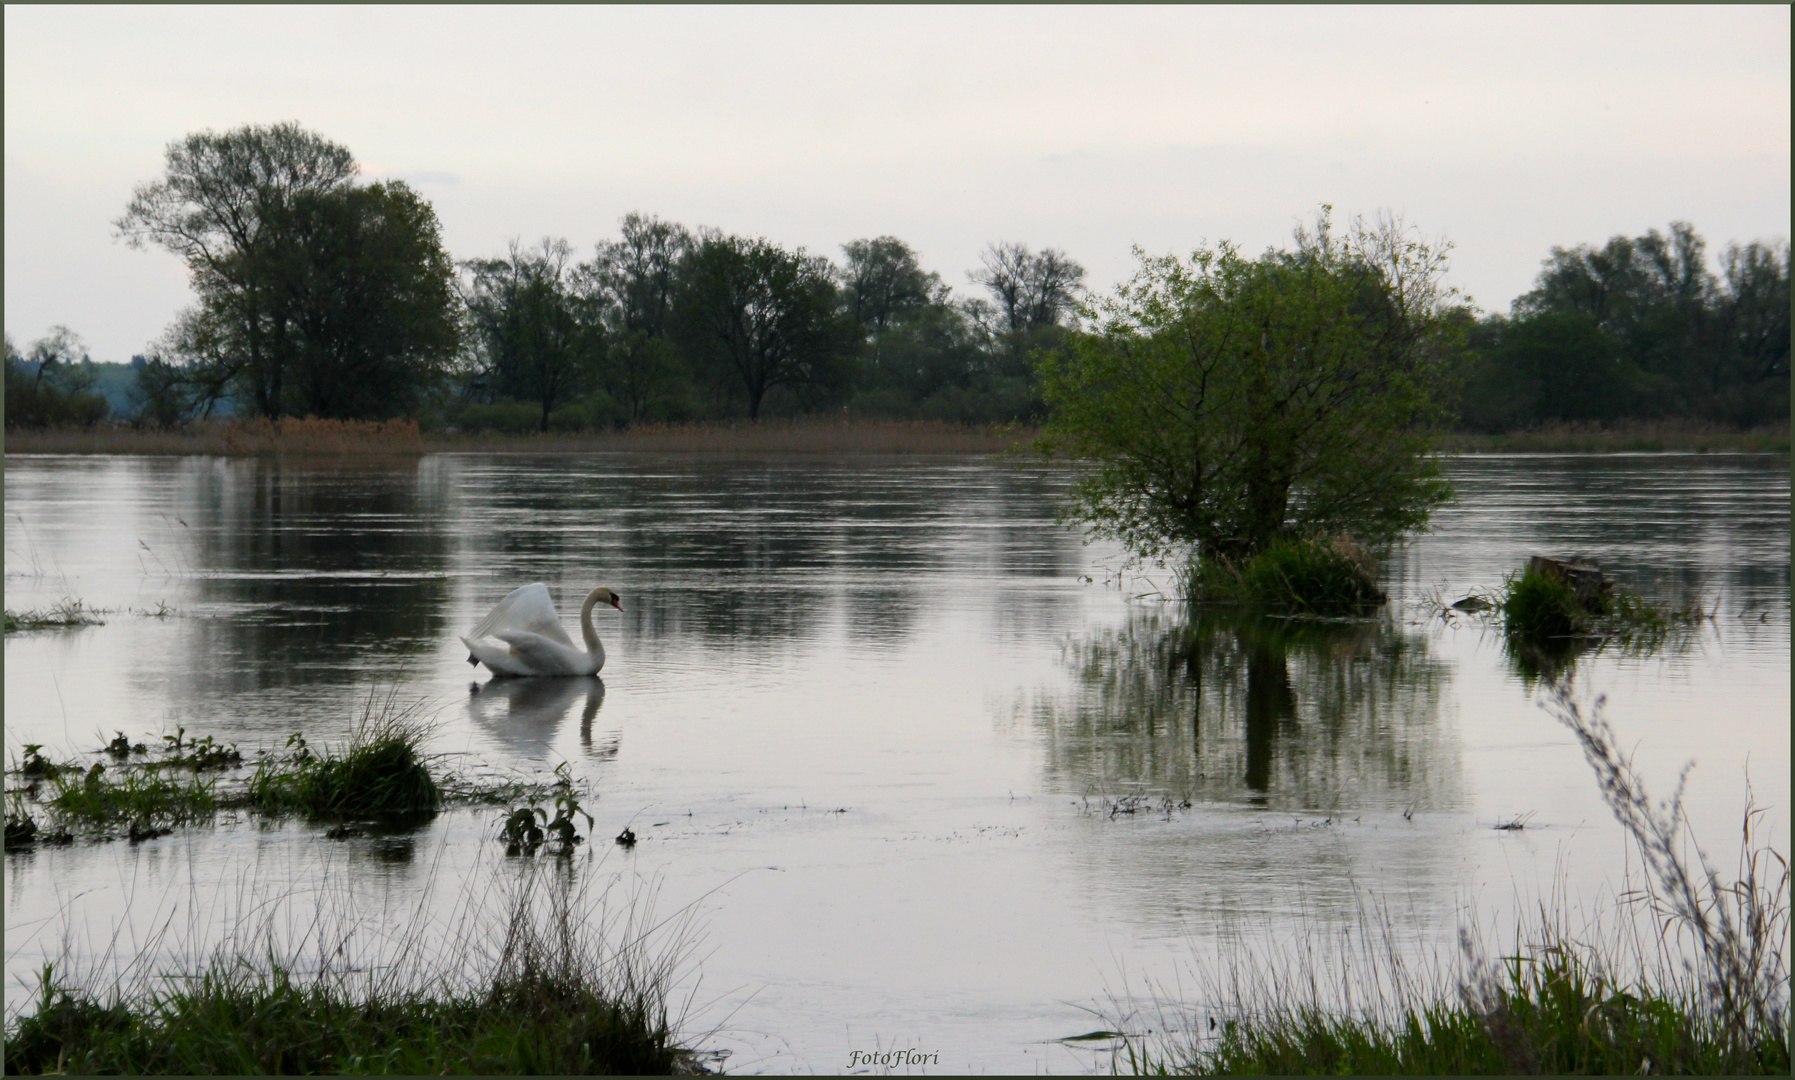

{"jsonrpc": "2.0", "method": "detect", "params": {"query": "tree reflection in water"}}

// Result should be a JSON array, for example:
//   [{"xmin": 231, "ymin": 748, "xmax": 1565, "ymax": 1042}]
[{"xmin": 1041, "ymin": 608, "xmax": 1463, "ymax": 813}]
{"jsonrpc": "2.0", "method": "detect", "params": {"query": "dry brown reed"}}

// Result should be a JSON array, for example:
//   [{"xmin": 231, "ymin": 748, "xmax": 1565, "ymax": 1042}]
[
  {"xmin": 6, "ymin": 417, "xmax": 425, "ymax": 457},
  {"xmin": 1440, "ymin": 419, "xmax": 1790, "ymax": 455},
  {"xmin": 7, "ymin": 417, "xmax": 1032, "ymax": 456}
]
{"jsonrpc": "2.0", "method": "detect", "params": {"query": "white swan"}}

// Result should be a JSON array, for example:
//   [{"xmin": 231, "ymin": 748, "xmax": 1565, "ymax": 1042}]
[{"xmin": 461, "ymin": 583, "xmax": 621, "ymax": 677}]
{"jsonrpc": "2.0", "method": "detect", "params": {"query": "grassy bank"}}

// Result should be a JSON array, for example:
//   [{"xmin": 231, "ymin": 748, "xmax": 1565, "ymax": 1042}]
[
  {"xmin": 1110, "ymin": 680, "xmax": 1789, "ymax": 1075},
  {"xmin": 3, "ymin": 857, "xmax": 702, "ymax": 1075},
  {"xmin": 5, "ymin": 417, "xmax": 1033, "ymax": 456},
  {"xmin": 1438, "ymin": 420, "xmax": 1790, "ymax": 455}
]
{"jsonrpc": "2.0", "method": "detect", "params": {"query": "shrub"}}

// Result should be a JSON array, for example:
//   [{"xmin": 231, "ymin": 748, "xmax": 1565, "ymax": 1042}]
[
  {"xmin": 1500, "ymin": 566, "xmax": 1594, "ymax": 641},
  {"xmin": 1188, "ymin": 535, "xmax": 1387, "ymax": 615}
]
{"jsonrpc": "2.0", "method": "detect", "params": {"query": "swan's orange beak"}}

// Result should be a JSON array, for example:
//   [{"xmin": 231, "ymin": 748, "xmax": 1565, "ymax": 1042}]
[{"xmin": 610, "ymin": 594, "xmax": 623, "ymax": 611}]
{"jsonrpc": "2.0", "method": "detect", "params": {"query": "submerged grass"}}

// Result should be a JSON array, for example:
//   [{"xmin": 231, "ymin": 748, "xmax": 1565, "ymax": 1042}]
[
  {"xmin": 45, "ymin": 764, "xmax": 217, "ymax": 834},
  {"xmin": 1185, "ymin": 535, "xmax": 1387, "ymax": 616},
  {"xmin": 1109, "ymin": 679, "xmax": 1788, "ymax": 1075},
  {"xmin": 246, "ymin": 691, "xmax": 441, "ymax": 822},
  {"xmin": 2, "ymin": 599, "xmax": 105, "ymax": 634},
  {"xmin": 2, "ymin": 855, "xmax": 703, "ymax": 1075}
]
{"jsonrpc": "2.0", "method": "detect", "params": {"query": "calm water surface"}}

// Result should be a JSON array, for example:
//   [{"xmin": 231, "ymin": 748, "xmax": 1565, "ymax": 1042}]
[{"xmin": 4, "ymin": 452, "xmax": 1788, "ymax": 1073}]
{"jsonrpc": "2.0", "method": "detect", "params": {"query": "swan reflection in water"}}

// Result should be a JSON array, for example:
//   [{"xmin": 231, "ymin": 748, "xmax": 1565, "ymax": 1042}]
[{"xmin": 466, "ymin": 676, "xmax": 615, "ymax": 761}]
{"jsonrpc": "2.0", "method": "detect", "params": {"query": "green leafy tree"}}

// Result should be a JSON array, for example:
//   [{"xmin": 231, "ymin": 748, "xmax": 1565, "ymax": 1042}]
[
  {"xmin": 115, "ymin": 122, "xmax": 355, "ymax": 418},
  {"xmin": 115, "ymin": 122, "xmax": 460, "ymax": 420},
  {"xmin": 1514, "ymin": 223, "xmax": 1789, "ymax": 424},
  {"xmin": 580, "ymin": 214, "xmax": 695, "ymax": 423},
  {"xmin": 1037, "ymin": 209, "xmax": 1462, "ymax": 563},
  {"xmin": 1461, "ymin": 312, "xmax": 1646, "ymax": 429},
  {"xmin": 463, "ymin": 239, "xmax": 601, "ymax": 431},
  {"xmin": 258, "ymin": 181, "xmax": 460, "ymax": 419},
  {"xmin": 675, "ymin": 231, "xmax": 858, "ymax": 419}
]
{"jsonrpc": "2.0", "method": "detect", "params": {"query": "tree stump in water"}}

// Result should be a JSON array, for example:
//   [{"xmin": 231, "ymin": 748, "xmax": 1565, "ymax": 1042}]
[{"xmin": 1527, "ymin": 556, "xmax": 1611, "ymax": 609}]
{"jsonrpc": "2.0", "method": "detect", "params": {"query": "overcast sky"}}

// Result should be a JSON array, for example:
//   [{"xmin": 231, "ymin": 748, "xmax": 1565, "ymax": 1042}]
[{"xmin": 5, "ymin": 5, "xmax": 1789, "ymax": 362}]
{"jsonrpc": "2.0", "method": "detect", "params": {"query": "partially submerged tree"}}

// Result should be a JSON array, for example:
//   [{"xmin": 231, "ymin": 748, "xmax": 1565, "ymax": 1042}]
[{"xmin": 1037, "ymin": 208, "xmax": 1463, "ymax": 565}]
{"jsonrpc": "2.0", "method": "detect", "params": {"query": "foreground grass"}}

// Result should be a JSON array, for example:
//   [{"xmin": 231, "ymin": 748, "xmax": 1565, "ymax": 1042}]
[
  {"xmin": 4, "ymin": 964, "xmax": 685, "ymax": 1075},
  {"xmin": 5, "ymin": 417, "xmax": 1033, "ymax": 456},
  {"xmin": 1115, "ymin": 680, "xmax": 1788, "ymax": 1076},
  {"xmin": 3, "ymin": 856, "xmax": 700, "ymax": 1075}
]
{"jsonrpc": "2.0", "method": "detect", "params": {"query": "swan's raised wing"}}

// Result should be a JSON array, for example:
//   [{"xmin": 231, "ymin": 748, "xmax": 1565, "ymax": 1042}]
[{"xmin": 469, "ymin": 583, "xmax": 576, "ymax": 648}]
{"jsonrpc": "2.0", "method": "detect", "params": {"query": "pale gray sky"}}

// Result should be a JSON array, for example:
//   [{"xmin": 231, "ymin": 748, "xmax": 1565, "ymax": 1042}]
[{"xmin": 5, "ymin": 4, "xmax": 1789, "ymax": 362}]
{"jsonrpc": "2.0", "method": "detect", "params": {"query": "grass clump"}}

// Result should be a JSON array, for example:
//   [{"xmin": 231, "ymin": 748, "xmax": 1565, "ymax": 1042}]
[
  {"xmin": 3, "ymin": 963, "xmax": 686, "ymax": 1076},
  {"xmin": 1493, "ymin": 560, "xmax": 1708, "ymax": 676},
  {"xmin": 1187, "ymin": 535, "xmax": 1387, "ymax": 616},
  {"xmin": 246, "ymin": 693, "xmax": 441, "ymax": 822},
  {"xmin": 3, "ymin": 859, "xmax": 702, "ymax": 1075},
  {"xmin": 3, "ymin": 599, "xmax": 105, "ymax": 634}
]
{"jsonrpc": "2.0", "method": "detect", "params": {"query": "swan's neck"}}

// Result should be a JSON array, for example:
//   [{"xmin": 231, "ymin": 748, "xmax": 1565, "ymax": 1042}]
[{"xmin": 578, "ymin": 588, "xmax": 604, "ymax": 657}]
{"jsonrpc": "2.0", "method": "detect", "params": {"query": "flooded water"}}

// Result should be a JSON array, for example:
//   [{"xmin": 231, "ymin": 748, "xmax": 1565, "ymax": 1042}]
[{"xmin": 4, "ymin": 451, "xmax": 1789, "ymax": 1073}]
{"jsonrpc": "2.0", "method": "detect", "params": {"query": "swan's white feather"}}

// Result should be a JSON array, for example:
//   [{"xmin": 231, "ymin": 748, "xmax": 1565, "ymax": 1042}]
[
  {"xmin": 469, "ymin": 583, "xmax": 576, "ymax": 648},
  {"xmin": 460, "ymin": 634, "xmax": 537, "ymax": 677},
  {"xmin": 492, "ymin": 629, "xmax": 602, "ymax": 677}
]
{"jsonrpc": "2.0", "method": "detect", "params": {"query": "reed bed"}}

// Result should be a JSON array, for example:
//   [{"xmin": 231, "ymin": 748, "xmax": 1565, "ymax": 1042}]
[
  {"xmin": 6, "ymin": 417, "xmax": 1031, "ymax": 456},
  {"xmin": 1438, "ymin": 420, "xmax": 1790, "ymax": 455}
]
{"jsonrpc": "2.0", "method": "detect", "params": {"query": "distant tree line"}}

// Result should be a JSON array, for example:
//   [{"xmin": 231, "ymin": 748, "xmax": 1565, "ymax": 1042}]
[
  {"xmin": 4, "ymin": 122, "xmax": 1787, "ymax": 434},
  {"xmin": 1460, "ymin": 222, "xmax": 1790, "ymax": 429},
  {"xmin": 41, "ymin": 122, "xmax": 1085, "ymax": 433}
]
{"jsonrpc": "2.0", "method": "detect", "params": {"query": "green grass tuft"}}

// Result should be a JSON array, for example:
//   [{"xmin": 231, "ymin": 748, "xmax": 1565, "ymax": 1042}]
[
  {"xmin": 46, "ymin": 763, "xmax": 216, "ymax": 833},
  {"xmin": 246, "ymin": 693, "xmax": 441, "ymax": 821},
  {"xmin": 1187, "ymin": 535, "xmax": 1387, "ymax": 616}
]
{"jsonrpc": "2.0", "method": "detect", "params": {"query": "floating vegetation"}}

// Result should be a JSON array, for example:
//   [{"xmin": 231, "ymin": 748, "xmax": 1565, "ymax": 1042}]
[
  {"xmin": 2, "ymin": 598, "xmax": 106, "ymax": 634},
  {"xmin": 46, "ymin": 763, "xmax": 216, "ymax": 835},
  {"xmin": 247, "ymin": 694, "xmax": 441, "ymax": 822},
  {"xmin": 499, "ymin": 764, "xmax": 595, "ymax": 856},
  {"xmin": 1426, "ymin": 557, "xmax": 1711, "ymax": 680}
]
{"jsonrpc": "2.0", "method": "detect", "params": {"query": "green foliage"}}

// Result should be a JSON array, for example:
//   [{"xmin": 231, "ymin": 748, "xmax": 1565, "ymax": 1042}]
[
  {"xmin": 462, "ymin": 239, "xmax": 601, "ymax": 431},
  {"xmin": 1470, "ymin": 222, "xmax": 1791, "ymax": 428},
  {"xmin": 498, "ymin": 765, "xmax": 594, "ymax": 856},
  {"xmin": 47, "ymin": 763, "xmax": 217, "ymax": 832},
  {"xmin": 247, "ymin": 703, "xmax": 441, "ymax": 821},
  {"xmin": 1189, "ymin": 535, "xmax": 1387, "ymax": 615},
  {"xmin": 1038, "ymin": 208, "xmax": 1461, "ymax": 563},
  {"xmin": 1500, "ymin": 566, "xmax": 1594, "ymax": 641},
  {"xmin": 116, "ymin": 122, "xmax": 462, "ymax": 423},
  {"xmin": 675, "ymin": 231, "xmax": 861, "ymax": 420}
]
